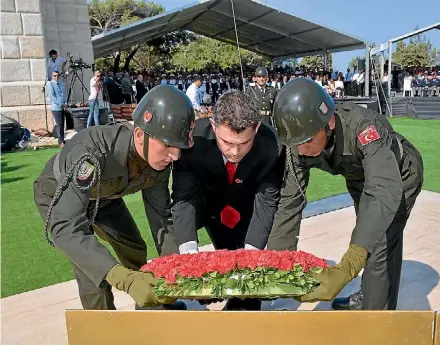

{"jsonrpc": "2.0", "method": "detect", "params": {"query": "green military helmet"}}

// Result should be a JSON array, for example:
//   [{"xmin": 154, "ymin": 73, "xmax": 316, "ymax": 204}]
[
  {"xmin": 273, "ymin": 77, "xmax": 335, "ymax": 146},
  {"xmin": 132, "ymin": 85, "xmax": 195, "ymax": 149},
  {"xmin": 255, "ymin": 67, "xmax": 268, "ymax": 77}
]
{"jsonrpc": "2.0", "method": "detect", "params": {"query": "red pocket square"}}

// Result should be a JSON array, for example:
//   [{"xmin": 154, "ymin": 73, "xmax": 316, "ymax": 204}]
[{"xmin": 220, "ymin": 205, "xmax": 241, "ymax": 229}]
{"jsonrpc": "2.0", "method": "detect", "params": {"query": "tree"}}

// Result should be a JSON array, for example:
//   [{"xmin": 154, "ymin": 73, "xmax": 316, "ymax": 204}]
[
  {"xmin": 299, "ymin": 53, "xmax": 332, "ymax": 71},
  {"xmin": 348, "ymin": 55, "xmax": 362, "ymax": 70},
  {"xmin": 392, "ymin": 27, "xmax": 438, "ymax": 68},
  {"xmin": 88, "ymin": 0, "xmax": 193, "ymax": 72},
  {"xmin": 171, "ymin": 36, "xmax": 269, "ymax": 72}
]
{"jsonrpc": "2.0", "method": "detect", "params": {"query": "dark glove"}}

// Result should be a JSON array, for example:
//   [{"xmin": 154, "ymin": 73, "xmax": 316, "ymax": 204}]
[
  {"xmin": 296, "ymin": 244, "xmax": 368, "ymax": 303},
  {"xmin": 105, "ymin": 264, "xmax": 176, "ymax": 307}
]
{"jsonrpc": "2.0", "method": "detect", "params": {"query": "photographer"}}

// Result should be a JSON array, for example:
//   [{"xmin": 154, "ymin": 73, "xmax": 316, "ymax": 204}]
[{"xmin": 87, "ymin": 70, "xmax": 102, "ymax": 127}]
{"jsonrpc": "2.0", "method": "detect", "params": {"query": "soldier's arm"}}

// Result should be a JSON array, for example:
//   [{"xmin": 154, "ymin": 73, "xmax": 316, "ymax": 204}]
[
  {"xmin": 141, "ymin": 167, "xmax": 173, "ymax": 254},
  {"xmin": 170, "ymin": 152, "xmax": 200, "ymax": 253},
  {"xmin": 48, "ymin": 145, "xmax": 118, "ymax": 288},
  {"xmin": 266, "ymin": 148, "xmax": 310, "ymax": 251},
  {"xmin": 244, "ymin": 157, "xmax": 282, "ymax": 249},
  {"xmin": 350, "ymin": 116, "xmax": 403, "ymax": 253}
]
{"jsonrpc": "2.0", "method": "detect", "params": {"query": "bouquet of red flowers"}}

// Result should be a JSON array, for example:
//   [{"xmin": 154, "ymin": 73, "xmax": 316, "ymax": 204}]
[{"xmin": 140, "ymin": 250, "xmax": 327, "ymax": 299}]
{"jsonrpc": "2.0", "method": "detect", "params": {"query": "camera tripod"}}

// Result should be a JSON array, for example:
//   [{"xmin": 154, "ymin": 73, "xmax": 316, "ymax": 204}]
[{"xmin": 66, "ymin": 68, "xmax": 90, "ymax": 105}]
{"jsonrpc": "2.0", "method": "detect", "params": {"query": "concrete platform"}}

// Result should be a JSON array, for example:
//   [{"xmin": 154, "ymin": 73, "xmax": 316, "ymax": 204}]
[{"xmin": 1, "ymin": 190, "xmax": 439, "ymax": 345}]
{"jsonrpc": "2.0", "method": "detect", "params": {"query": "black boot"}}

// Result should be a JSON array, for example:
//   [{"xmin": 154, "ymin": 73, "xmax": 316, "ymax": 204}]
[
  {"xmin": 331, "ymin": 290, "xmax": 363, "ymax": 310},
  {"xmin": 135, "ymin": 301, "xmax": 188, "ymax": 310}
]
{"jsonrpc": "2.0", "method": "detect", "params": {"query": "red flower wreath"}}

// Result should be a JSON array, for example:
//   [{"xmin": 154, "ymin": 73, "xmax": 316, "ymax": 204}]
[{"xmin": 141, "ymin": 249, "xmax": 327, "ymax": 284}]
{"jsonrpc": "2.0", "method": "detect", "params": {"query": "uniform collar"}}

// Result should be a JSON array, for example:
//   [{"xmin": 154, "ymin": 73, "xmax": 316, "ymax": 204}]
[{"xmin": 128, "ymin": 136, "xmax": 149, "ymax": 180}]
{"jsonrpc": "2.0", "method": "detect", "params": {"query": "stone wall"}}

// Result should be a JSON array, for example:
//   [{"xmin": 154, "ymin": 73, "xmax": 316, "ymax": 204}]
[
  {"xmin": 40, "ymin": 0, "xmax": 94, "ymax": 104},
  {"xmin": 0, "ymin": 0, "xmax": 94, "ymax": 131}
]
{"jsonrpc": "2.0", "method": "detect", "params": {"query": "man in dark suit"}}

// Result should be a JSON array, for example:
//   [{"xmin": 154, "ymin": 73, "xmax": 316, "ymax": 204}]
[{"xmin": 170, "ymin": 90, "xmax": 283, "ymax": 311}]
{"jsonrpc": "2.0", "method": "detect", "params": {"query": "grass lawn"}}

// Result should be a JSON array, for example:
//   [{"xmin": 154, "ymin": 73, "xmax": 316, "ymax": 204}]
[{"xmin": 1, "ymin": 118, "xmax": 439, "ymax": 297}]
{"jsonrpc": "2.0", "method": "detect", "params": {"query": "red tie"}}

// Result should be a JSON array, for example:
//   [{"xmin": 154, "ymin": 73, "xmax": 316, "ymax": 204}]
[
  {"xmin": 221, "ymin": 161, "xmax": 240, "ymax": 229},
  {"xmin": 225, "ymin": 161, "xmax": 237, "ymax": 184}
]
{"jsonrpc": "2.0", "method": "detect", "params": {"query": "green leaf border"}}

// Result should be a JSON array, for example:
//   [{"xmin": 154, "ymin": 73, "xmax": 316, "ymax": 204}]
[{"xmin": 154, "ymin": 265, "xmax": 323, "ymax": 299}]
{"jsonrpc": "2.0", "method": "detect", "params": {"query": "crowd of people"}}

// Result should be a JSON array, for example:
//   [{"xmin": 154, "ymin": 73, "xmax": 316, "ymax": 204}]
[
  {"xmin": 382, "ymin": 65, "xmax": 440, "ymax": 97},
  {"xmin": 100, "ymin": 66, "xmax": 369, "ymax": 108}
]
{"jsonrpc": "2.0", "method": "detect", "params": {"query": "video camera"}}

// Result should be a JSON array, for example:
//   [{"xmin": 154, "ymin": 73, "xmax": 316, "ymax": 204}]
[{"xmin": 67, "ymin": 52, "xmax": 91, "ymax": 70}]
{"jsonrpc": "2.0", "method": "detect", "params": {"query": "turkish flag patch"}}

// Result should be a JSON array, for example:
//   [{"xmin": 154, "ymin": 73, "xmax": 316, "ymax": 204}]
[
  {"xmin": 357, "ymin": 125, "xmax": 380, "ymax": 146},
  {"xmin": 220, "ymin": 205, "xmax": 241, "ymax": 229}
]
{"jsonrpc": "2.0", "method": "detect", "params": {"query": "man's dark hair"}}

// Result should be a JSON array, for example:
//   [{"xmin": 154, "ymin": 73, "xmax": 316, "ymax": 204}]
[
  {"xmin": 49, "ymin": 49, "xmax": 57, "ymax": 56},
  {"xmin": 212, "ymin": 90, "xmax": 259, "ymax": 133}
]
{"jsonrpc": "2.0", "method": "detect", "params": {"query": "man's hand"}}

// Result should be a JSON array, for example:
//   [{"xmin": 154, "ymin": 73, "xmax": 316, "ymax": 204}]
[
  {"xmin": 106, "ymin": 265, "xmax": 176, "ymax": 307},
  {"xmin": 296, "ymin": 244, "xmax": 368, "ymax": 303}
]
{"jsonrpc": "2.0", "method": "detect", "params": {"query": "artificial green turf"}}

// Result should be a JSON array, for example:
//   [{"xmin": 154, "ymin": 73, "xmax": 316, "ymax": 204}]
[{"xmin": 1, "ymin": 118, "xmax": 439, "ymax": 297}]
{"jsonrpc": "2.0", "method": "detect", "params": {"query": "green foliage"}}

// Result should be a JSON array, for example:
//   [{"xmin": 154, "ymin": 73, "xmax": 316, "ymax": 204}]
[
  {"xmin": 154, "ymin": 265, "xmax": 323, "ymax": 299},
  {"xmin": 171, "ymin": 36, "xmax": 270, "ymax": 72},
  {"xmin": 299, "ymin": 53, "xmax": 333, "ymax": 71},
  {"xmin": 392, "ymin": 28, "xmax": 438, "ymax": 68},
  {"xmin": 88, "ymin": 0, "xmax": 192, "ymax": 72},
  {"xmin": 348, "ymin": 55, "xmax": 362, "ymax": 70}
]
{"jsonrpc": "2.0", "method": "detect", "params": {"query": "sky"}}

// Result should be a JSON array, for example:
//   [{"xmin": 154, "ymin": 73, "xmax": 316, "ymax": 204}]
[{"xmin": 154, "ymin": 0, "xmax": 440, "ymax": 71}]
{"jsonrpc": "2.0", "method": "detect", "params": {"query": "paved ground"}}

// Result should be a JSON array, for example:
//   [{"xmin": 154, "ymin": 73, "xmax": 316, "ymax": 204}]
[{"xmin": 2, "ymin": 191, "xmax": 439, "ymax": 345}]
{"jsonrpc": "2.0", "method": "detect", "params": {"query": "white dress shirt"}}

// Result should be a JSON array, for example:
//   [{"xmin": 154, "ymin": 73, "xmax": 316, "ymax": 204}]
[{"xmin": 186, "ymin": 83, "xmax": 201, "ymax": 111}]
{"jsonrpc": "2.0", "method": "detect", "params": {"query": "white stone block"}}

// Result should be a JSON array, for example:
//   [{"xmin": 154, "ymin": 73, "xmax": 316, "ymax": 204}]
[
  {"xmin": 58, "ymin": 23, "xmax": 75, "ymax": 33},
  {"xmin": 0, "ymin": 36, "xmax": 20, "ymax": 59},
  {"xmin": 75, "ymin": 23, "xmax": 91, "ymax": 41},
  {"xmin": 56, "ymin": 4, "xmax": 76, "ymax": 23},
  {"xmin": 19, "ymin": 36, "xmax": 45, "ymax": 58},
  {"xmin": 29, "ymin": 84, "xmax": 46, "ymax": 105},
  {"xmin": 0, "ymin": 13, "xmax": 22, "ymax": 35},
  {"xmin": 59, "ymin": 31, "xmax": 76, "ymax": 43},
  {"xmin": 44, "ymin": 2, "xmax": 56, "ymax": 19},
  {"xmin": 22, "ymin": 14, "xmax": 43, "ymax": 36},
  {"xmin": 0, "ymin": 60, "xmax": 31, "ymax": 82},
  {"xmin": 45, "ymin": 28, "xmax": 59, "ymax": 43},
  {"xmin": 18, "ymin": 106, "xmax": 54, "ymax": 131},
  {"xmin": 0, "ymin": 109, "xmax": 19, "ymax": 121},
  {"xmin": 76, "ymin": 5, "xmax": 89, "ymax": 24},
  {"xmin": 1, "ymin": 0, "xmax": 15, "ymax": 12},
  {"xmin": 1, "ymin": 85, "xmax": 30, "ymax": 107},
  {"xmin": 30, "ymin": 59, "xmax": 47, "ymax": 81},
  {"xmin": 15, "ymin": 0, "xmax": 41, "ymax": 13}
]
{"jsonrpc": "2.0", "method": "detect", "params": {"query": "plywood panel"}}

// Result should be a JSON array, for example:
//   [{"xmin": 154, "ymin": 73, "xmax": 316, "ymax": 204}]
[{"xmin": 66, "ymin": 310, "xmax": 435, "ymax": 345}]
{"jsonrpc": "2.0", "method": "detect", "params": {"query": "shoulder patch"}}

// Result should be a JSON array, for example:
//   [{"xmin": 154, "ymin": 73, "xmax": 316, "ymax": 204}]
[
  {"xmin": 77, "ymin": 161, "xmax": 95, "ymax": 181},
  {"xmin": 357, "ymin": 125, "xmax": 380, "ymax": 146}
]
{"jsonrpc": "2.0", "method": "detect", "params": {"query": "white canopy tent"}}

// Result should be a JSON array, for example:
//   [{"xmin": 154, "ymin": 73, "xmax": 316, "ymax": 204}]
[{"xmin": 91, "ymin": 0, "xmax": 370, "ymax": 94}]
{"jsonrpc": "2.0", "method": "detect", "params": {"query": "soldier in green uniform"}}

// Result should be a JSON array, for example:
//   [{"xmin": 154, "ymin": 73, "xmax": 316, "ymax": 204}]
[
  {"xmin": 245, "ymin": 67, "xmax": 277, "ymax": 126},
  {"xmin": 268, "ymin": 77, "xmax": 423, "ymax": 310},
  {"xmin": 33, "ymin": 85, "xmax": 195, "ymax": 310}
]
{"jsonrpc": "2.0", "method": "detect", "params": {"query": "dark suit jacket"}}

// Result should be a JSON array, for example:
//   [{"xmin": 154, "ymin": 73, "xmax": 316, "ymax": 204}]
[{"xmin": 171, "ymin": 118, "xmax": 283, "ymax": 250}]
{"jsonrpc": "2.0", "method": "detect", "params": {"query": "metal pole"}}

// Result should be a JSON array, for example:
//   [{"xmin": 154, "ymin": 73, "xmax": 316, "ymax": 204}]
[
  {"xmin": 365, "ymin": 44, "xmax": 370, "ymax": 97},
  {"xmin": 387, "ymin": 41, "xmax": 392, "ymax": 98},
  {"xmin": 323, "ymin": 49, "xmax": 327, "ymax": 70},
  {"xmin": 380, "ymin": 52, "xmax": 385, "ymax": 80}
]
